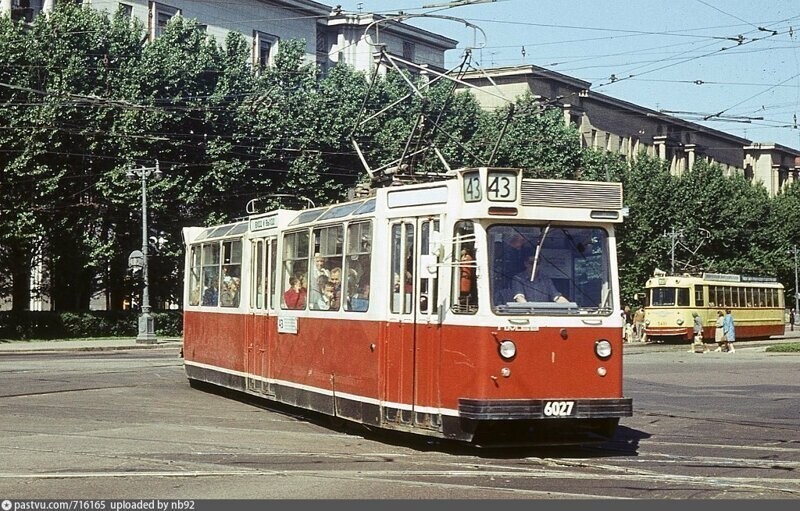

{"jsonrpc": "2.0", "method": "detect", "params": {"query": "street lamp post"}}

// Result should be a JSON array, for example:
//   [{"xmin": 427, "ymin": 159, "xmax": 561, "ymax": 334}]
[
  {"xmin": 793, "ymin": 245, "xmax": 799, "ymax": 315},
  {"xmin": 127, "ymin": 161, "xmax": 163, "ymax": 344}
]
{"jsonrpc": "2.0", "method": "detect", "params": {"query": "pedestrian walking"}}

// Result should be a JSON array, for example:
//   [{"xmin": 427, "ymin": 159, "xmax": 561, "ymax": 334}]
[
  {"xmin": 690, "ymin": 312, "xmax": 707, "ymax": 352},
  {"xmin": 723, "ymin": 308, "xmax": 736, "ymax": 353},
  {"xmin": 622, "ymin": 306, "xmax": 634, "ymax": 343},
  {"xmin": 790, "ymin": 308, "xmax": 795, "ymax": 332},
  {"xmin": 713, "ymin": 310, "xmax": 725, "ymax": 352}
]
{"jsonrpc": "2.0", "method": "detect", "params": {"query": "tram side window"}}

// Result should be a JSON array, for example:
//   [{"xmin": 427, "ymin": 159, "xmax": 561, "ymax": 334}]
[
  {"xmin": 420, "ymin": 219, "xmax": 440, "ymax": 315},
  {"xmin": 694, "ymin": 286, "xmax": 704, "ymax": 307},
  {"xmin": 252, "ymin": 240, "xmax": 265, "ymax": 309},
  {"xmin": 451, "ymin": 220, "xmax": 477, "ymax": 314},
  {"xmin": 269, "ymin": 241, "xmax": 278, "ymax": 310},
  {"xmin": 201, "ymin": 243, "xmax": 220, "ymax": 306},
  {"xmin": 189, "ymin": 246, "xmax": 202, "ymax": 306},
  {"xmin": 677, "ymin": 288, "xmax": 690, "ymax": 307},
  {"xmin": 707, "ymin": 285, "xmax": 717, "ymax": 307},
  {"xmin": 311, "ymin": 225, "xmax": 344, "ymax": 311},
  {"xmin": 344, "ymin": 221, "xmax": 372, "ymax": 312},
  {"xmin": 281, "ymin": 230, "xmax": 309, "ymax": 310},
  {"xmin": 220, "ymin": 241, "xmax": 242, "ymax": 307},
  {"xmin": 391, "ymin": 223, "xmax": 414, "ymax": 314}
]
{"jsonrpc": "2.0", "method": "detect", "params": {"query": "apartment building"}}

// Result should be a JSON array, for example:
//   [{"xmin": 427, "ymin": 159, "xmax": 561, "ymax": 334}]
[
  {"xmin": 461, "ymin": 65, "xmax": 800, "ymax": 196},
  {"xmin": 1, "ymin": 0, "xmax": 457, "ymax": 73}
]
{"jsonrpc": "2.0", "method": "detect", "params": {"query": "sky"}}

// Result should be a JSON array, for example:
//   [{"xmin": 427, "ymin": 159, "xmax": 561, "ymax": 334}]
[{"xmin": 331, "ymin": 0, "xmax": 800, "ymax": 149}]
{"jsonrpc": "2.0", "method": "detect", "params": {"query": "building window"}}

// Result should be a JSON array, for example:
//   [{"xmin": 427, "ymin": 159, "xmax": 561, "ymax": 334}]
[
  {"xmin": 118, "ymin": 3, "xmax": 133, "ymax": 17},
  {"xmin": 149, "ymin": 2, "xmax": 180, "ymax": 40},
  {"xmin": 402, "ymin": 41, "xmax": 415, "ymax": 61},
  {"xmin": 254, "ymin": 31, "xmax": 279, "ymax": 69},
  {"xmin": 316, "ymin": 32, "xmax": 328, "ymax": 55}
]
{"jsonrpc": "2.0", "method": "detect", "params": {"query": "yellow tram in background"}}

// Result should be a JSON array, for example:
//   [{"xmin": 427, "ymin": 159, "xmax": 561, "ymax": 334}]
[{"xmin": 643, "ymin": 270, "xmax": 785, "ymax": 343}]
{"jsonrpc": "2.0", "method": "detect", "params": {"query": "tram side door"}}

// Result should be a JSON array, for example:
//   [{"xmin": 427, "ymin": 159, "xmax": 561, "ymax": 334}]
[
  {"xmin": 413, "ymin": 218, "xmax": 442, "ymax": 430},
  {"xmin": 385, "ymin": 218, "xmax": 441, "ymax": 429},
  {"xmin": 246, "ymin": 237, "xmax": 275, "ymax": 395}
]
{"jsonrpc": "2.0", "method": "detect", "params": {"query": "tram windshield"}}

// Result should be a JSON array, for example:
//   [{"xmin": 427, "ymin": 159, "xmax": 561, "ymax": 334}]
[{"xmin": 488, "ymin": 224, "xmax": 612, "ymax": 315}]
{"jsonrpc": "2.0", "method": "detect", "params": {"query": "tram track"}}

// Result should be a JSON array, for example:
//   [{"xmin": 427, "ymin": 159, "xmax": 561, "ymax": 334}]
[
  {"xmin": 1, "ymin": 433, "xmax": 799, "ymax": 498},
  {"xmin": 0, "ymin": 463, "xmax": 796, "ymax": 498}
]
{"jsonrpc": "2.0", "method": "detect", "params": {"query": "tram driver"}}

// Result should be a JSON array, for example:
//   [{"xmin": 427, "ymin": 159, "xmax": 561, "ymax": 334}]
[{"xmin": 512, "ymin": 256, "xmax": 569, "ymax": 303}]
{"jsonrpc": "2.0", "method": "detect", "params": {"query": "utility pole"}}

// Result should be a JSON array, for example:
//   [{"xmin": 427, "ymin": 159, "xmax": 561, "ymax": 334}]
[
  {"xmin": 127, "ymin": 161, "xmax": 163, "ymax": 344},
  {"xmin": 662, "ymin": 227, "xmax": 684, "ymax": 274}
]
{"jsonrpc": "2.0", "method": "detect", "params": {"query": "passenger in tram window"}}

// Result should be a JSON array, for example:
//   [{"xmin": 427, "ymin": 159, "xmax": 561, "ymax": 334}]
[
  {"xmin": 202, "ymin": 280, "xmax": 218, "ymax": 306},
  {"xmin": 328, "ymin": 268, "xmax": 342, "ymax": 310},
  {"xmin": 311, "ymin": 253, "xmax": 330, "ymax": 283},
  {"xmin": 316, "ymin": 282, "xmax": 335, "ymax": 310},
  {"xmin": 511, "ymin": 256, "xmax": 568, "ymax": 303},
  {"xmin": 459, "ymin": 248, "xmax": 475, "ymax": 297},
  {"xmin": 309, "ymin": 274, "xmax": 328, "ymax": 310},
  {"xmin": 350, "ymin": 282, "xmax": 370, "ymax": 312},
  {"xmin": 283, "ymin": 275, "xmax": 306, "ymax": 310},
  {"xmin": 189, "ymin": 274, "xmax": 202, "ymax": 307},
  {"xmin": 220, "ymin": 267, "xmax": 241, "ymax": 307}
]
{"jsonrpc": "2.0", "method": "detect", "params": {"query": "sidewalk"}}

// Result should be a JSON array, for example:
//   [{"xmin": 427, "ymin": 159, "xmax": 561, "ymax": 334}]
[
  {"xmin": 0, "ymin": 337, "xmax": 183, "ymax": 354},
  {"xmin": 624, "ymin": 325, "xmax": 800, "ymax": 354}
]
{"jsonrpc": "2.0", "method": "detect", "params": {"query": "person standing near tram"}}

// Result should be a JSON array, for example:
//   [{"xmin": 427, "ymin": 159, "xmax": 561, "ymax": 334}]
[
  {"xmin": 633, "ymin": 306, "xmax": 645, "ymax": 342},
  {"xmin": 723, "ymin": 308, "xmax": 736, "ymax": 353}
]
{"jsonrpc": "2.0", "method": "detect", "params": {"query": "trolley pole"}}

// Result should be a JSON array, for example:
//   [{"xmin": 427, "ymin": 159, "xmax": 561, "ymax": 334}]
[{"xmin": 127, "ymin": 161, "xmax": 163, "ymax": 344}]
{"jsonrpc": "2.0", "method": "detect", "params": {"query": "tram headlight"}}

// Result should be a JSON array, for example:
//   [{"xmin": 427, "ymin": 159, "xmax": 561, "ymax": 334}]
[
  {"xmin": 676, "ymin": 318, "xmax": 684, "ymax": 326},
  {"xmin": 595, "ymin": 339, "xmax": 612, "ymax": 359},
  {"xmin": 498, "ymin": 340, "xmax": 517, "ymax": 360}
]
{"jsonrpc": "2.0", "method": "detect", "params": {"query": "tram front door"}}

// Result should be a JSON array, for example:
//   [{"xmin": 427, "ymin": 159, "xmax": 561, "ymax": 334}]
[{"xmin": 384, "ymin": 218, "xmax": 442, "ymax": 430}]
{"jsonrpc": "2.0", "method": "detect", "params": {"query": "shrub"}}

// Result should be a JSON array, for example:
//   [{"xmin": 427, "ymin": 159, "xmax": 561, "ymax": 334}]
[{"xmin": 0, "ymin": 311, "xmax": 183, "ymax": 340}]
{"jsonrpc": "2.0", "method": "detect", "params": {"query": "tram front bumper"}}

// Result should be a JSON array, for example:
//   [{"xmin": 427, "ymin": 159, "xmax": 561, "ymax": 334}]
[
  {"xmin": 458, "ymin": 398, "xmax": 633, "ymax": 420},
  {"xmin": 645, "ymin": 327, "xmax": 691, "ymax": 339}
]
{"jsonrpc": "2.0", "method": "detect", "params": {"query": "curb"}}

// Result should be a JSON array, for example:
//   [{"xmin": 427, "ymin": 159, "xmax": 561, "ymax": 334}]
[{"xmin": 0, "ymin": 342, "xmax": 183, "ymax": 355}]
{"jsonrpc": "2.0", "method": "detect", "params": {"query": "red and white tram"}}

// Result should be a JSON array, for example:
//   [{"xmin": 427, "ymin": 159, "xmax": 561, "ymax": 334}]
[{"xmin": 182, "ymin": 167, "xmax": 632, "ymax": 445}]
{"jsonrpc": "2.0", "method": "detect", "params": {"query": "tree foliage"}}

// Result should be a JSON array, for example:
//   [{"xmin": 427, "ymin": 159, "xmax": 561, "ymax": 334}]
[{"xmin": 2, "ymin": 4, "xmax": 800, "ymax": 312}]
